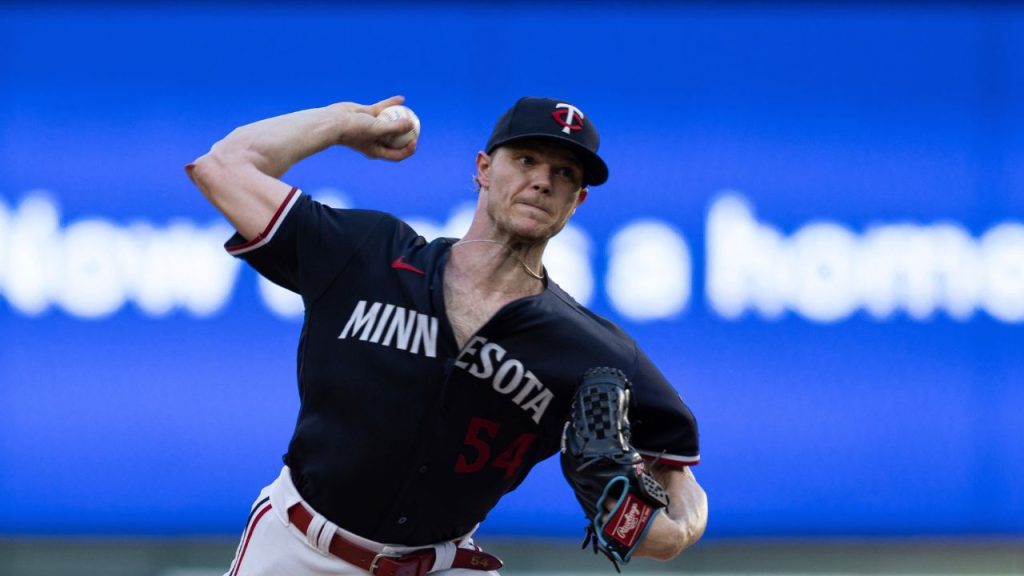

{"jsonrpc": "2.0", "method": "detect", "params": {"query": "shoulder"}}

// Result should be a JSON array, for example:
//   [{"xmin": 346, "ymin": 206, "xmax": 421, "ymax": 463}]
[
  {"xmin": 543, "ymin": 280, "xmax": 637, "ymax": 356},
  {"xmin": 300, "ymin": 199, "xmax": 422, "ymax": 247},
  {"xmin": 307, "ymin": 201, "xmax": 405, "ymax": 232}
]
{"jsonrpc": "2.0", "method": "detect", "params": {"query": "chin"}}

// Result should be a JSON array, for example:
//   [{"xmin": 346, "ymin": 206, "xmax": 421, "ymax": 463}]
[
  {"xmin": 500, "ymin": 217, "xmax": 552, "ymax": 242},
  {"xmin": 506, "ymin": 227, "xmax": 554, "ymax": 245},
  {"xmin": 507, "ymin": 231, "xmax": 549, "ymax": 245}
]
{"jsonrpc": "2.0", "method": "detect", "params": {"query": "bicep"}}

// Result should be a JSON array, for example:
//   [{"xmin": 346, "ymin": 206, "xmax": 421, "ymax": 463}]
[{"xmin": 188, "ymin": 152, "xmax": 294, "ymax": 241}]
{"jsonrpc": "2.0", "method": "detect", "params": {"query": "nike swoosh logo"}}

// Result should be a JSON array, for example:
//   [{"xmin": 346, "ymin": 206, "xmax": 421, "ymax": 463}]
[{"xmin": 391, "ymin": 256, "xmax": 425, "ymax": 276}]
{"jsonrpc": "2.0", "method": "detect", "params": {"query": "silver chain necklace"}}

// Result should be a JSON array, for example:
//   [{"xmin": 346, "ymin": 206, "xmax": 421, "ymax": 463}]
[{"xmin": 450, "ymin": 239, "xmax": 545, "ymax": 281}]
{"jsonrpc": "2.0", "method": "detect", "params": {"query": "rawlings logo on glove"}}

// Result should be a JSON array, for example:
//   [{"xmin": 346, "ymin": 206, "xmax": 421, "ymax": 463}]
[
  {"xmin": 609, "ymin": 494, "xmax": 650, "ymax": 543},
  {"xmin": 560, "ymin": 367, "xmax": 669, "ymax": 570}
]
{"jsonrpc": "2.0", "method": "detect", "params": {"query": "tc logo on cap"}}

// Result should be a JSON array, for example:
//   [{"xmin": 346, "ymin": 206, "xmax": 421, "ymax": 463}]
[{"xmin": 552, "ymin": 103, "xmax": 585, "ymax": 135}]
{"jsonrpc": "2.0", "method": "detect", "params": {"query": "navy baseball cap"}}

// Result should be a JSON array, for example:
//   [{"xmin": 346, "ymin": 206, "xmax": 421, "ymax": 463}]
[{"xmin": 485, "ymin": 97, "xmax": 609, "ymax": 186}]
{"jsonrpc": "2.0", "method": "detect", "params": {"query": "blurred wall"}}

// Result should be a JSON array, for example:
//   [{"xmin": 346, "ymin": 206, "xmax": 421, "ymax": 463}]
[{"xmin": 1, "ymin": 3, "xmax": 1021, "ymax": 538}]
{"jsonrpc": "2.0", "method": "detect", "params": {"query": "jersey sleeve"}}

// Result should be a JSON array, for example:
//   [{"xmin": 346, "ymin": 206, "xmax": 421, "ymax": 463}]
[
  {"xmin": 223, "ymin": 188, "xmax": 396, "ymax": 302},
  {"xmin": 628, "ymin": 345, "xmax": 701, "ymax": 468}
]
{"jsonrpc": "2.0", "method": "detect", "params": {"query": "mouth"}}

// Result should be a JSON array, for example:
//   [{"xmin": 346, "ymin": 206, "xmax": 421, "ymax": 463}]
[{"xmin": 514, "ymin": 201, "xmax": 549, "ymax": 216}]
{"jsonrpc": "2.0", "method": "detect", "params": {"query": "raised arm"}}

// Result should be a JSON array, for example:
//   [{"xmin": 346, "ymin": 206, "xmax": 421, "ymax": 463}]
[
  {"xmin": 186, "ymin": 96, "xmax": 416, "ymax": 240},
  {"xmin": 633, "ymin": 465, "xmax": 708, "ymax": 560}
]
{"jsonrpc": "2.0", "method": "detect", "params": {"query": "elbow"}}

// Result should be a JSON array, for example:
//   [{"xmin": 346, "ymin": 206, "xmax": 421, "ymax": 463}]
[
  {"xmin": 652, "ymin": 534, "xmax": 690, "ymax": 561},
  {"xmin": 186, "ymin": 150, "xmax": 243, "ymax": 209},
  {"xmin": 659, "ymin": 505, "xmax": 708, "ymax": 561},
  {"xmin": 186, "ymin": 140, "xmax": 250, "ymax": 201},
  {"xmin": 647, "ymin": 546, "xmax": 682, "ymax": 562},
  {"xmin": 666, "ymin": 468, "xmax": 709, "ymax": 559},
  {"xmin": 654, "ymin": 520, "xmax": 705, "ymax": 561},
  {"xmin": 185, "ymin": 152, "xmax": 223, "ymax": 200},
  {"xmin": 185, "ymin": 154, "xmax": 206, "ymax": 186},
  {"xmin": 682, "ymin": 509, "xmax": 708, "ymax": 554},
  {"xmin": 186, "ymin": 128, "xmax": 257, "ymax": 188}
]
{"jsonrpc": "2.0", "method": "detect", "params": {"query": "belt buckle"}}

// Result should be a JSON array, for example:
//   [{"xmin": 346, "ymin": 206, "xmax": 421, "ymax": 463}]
[
  {"xmin": 369, "ymin": 550, "xmax": 431, "ymax": 576},
  {"xmin": 369, "ymin": 552, "xmax": 396, "ymax": 575},
  {"xmin": 369, "ymin": 551, "xmax": 411, "ymax": 576}
]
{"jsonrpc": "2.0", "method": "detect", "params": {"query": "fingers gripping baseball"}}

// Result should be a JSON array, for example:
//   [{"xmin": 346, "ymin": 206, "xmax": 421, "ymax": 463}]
[
  {"xmin": 339, "ymin": 95, "xmax": 419, "ymax": 161},
  {"xmin": 366, "ymin": 95, "xmax": 405, "ymax": 115}
]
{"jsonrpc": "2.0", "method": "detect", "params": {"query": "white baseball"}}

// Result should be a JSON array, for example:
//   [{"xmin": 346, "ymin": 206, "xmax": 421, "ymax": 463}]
[{"xmin": 377, "ymin": 104, "xmax": 420, "ymax": 148}]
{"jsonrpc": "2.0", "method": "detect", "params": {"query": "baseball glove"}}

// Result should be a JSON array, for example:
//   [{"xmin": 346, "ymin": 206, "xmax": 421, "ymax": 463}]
[{"xmin": 560, "ymin": 367, "xmax": 669, "ymax": 570}]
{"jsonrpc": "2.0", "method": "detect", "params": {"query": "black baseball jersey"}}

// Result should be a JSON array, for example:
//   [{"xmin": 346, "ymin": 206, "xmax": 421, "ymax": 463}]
[{"xmin": 226, "ymin": 188, "xmax": 700, "ymax": 546}]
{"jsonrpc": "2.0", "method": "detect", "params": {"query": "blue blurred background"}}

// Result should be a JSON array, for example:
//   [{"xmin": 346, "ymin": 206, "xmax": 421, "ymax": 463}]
[{"xmin": 2, "ymin": 2, "xmax": 1022, "ymax": 555}]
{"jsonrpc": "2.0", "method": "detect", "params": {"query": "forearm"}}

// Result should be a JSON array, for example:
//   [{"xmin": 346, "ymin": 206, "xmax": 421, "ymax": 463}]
[
  {"xmin": 205, "ymin": 105, "xmax": 350, "ymax": 178},
  {"xmin": 187, "ymin": 105, "xmax": 345, "ymax": 240},
  {"xmin": 186, "ymin": 96, "xmax": 413, "ymax": 241},
  {"xmin": 634, "ymin": 466, "xmax": 708, "ymax": 560}
]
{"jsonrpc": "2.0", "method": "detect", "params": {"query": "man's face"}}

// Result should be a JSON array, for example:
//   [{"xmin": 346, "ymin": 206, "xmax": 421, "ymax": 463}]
[{"xmin": 475, "ymin": 139, "xmax": 589, "ymax": 244}]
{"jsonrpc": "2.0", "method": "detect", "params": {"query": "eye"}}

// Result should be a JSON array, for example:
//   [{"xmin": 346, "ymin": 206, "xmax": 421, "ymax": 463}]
[
  {"xmin": 518, "ymin": 154, "xmax": 536, "ymax": 166},
  {"xmin": 555, "ymin": 166, "xmax": 581, "ymax": 184}
]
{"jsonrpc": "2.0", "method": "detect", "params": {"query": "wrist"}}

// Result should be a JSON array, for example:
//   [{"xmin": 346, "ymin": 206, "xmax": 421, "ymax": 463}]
[{"xmin": 327, "ymin": 102, "xmax": 363, "ymax": 147}]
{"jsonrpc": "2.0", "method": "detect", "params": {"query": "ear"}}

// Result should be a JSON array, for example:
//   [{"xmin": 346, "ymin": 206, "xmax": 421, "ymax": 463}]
[
  {"xmin": 569, "ymin": 188, "xmax": 588, "ymax": 216},
  {"xmin": 475, "ymin": 151, "xmax": 492, "ymax": 189}
]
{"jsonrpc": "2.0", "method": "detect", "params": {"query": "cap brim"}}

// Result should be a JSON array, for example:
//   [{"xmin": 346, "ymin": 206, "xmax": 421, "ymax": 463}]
[{"xmin": 487, "ymin": 133, "xmax": 609, "ymax": 187}]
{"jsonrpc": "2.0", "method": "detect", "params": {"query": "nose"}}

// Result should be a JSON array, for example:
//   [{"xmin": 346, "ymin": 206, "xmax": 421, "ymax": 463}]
[{"xmin": 531, "ymin": 166, "xmax": 552, "ymax": 194}]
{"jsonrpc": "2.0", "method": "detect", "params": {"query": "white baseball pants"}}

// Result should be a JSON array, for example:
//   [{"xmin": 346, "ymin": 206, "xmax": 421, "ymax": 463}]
[{"xmin": 225, "ymin": 466, "xmax": 501, "ymax": 576}]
